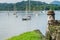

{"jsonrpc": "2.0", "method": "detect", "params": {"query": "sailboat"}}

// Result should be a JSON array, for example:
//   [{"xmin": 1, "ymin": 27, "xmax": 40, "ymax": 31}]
[
  {"xmin": 22, "ymin": 0, "xmax": 31, "ymax": 21},
  {"xmin": 13, "ymin": 4, "xmax": 18, "ymax": 18},
  {"xmin": 7, "ymin": 6, "xmax": 10, "ymax": 16},
  {"xmin": 33, "ymin": 1, "xmax": 39, "ymax": 16},
  {"xmin": 42, "ymin": 4, "xmax": 46, "ymax": 14},
  {"xmin": 13, "ymin": 4, "xmax": 17, "ymax": 15}
]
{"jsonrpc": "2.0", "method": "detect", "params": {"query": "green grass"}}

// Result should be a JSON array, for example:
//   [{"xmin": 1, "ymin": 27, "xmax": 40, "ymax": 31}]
[{"xmin": 7, "ymin": 30, "xmax": 44, "ymax": 40}]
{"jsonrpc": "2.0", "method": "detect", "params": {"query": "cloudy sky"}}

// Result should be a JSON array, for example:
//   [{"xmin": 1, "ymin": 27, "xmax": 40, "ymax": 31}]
[{"xmin": 0, "ymin": 0, "xmax": 60, "ymax": 3}]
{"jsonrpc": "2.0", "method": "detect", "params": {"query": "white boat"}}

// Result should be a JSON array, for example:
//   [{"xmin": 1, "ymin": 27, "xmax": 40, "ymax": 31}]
[
  {"xmin": 35, "ymin": 13, "xmax": 39, "ymax": 16},
  {"xmin": 22, "ymin": 15, "xmax": 31, "ymax": 20},
  {"xmin": 22, "ymin": 11, "xmax": 31, "ymax": 20}
]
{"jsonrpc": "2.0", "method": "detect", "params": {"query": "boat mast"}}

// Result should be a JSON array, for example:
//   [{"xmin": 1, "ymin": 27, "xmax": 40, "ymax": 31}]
[
  {"xmin": 13, "ymin": 3, "xmax": 16, "ymax": 15},
  {"xmin": 8, "ymin": 5, "xmax": 9, "ymax": 16},
  {"xmin": 28, "ymin": 0, "xmax": 30, "ymax": 12},
  {"xmin": 26, "ymin": 2, "xmax": 28, "ymax": 15},
  {"xmin": 28, "ymin": 0, "xmax": 31, "ymax": 12},
  {"xmin": 37, "ymin": 0, "xmax": 39, "ymax": 11},
  {"xmin": 26, "ymin": 0, "xmax": 30, "ymax": 14}
]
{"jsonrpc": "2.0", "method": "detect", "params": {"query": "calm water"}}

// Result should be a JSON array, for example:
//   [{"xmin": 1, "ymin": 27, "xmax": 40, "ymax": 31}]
[{"xmin": 0, "ymin": 11, "xmax": 60, "ymax": 40}]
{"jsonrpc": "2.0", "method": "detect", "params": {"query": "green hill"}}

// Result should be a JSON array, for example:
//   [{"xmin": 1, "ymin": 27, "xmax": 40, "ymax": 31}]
[
  {"xmin": 7, "ymin": 30, "xmax": 45, "ymax": 40},
  {"xmin": 0, "ymin": 1, "xmax": 47, "ymax": 11},
  {"xmin": 0, "ymin": 1, "xmax": 60, "ymax": 11}
]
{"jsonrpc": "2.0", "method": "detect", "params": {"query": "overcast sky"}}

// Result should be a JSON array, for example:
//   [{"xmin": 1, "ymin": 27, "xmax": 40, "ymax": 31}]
[{"xmin": 0, "ymin": 0, "xmax": 60, "ymax": 3}]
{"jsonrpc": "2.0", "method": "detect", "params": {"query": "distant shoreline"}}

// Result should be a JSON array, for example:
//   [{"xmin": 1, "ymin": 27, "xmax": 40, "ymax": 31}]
[{"xmin": 0, "ymin": 10, "xmax": 60, "ymax": 11}]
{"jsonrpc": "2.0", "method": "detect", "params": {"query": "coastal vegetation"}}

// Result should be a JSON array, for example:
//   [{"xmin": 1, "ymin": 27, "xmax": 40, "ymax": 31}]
[
  {"xmin": 7, "ymin": 30, "xmax": 45, "ymax": 40},
  {"xmin": 0, "ymin": 1, "xmax": 60, "ymax": 11}
]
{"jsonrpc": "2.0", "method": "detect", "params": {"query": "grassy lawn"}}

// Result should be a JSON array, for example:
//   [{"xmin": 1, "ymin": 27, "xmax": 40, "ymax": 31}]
[{"xmin": 7, "ymin": 30, "xmax": 44, "ymax": 40}]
